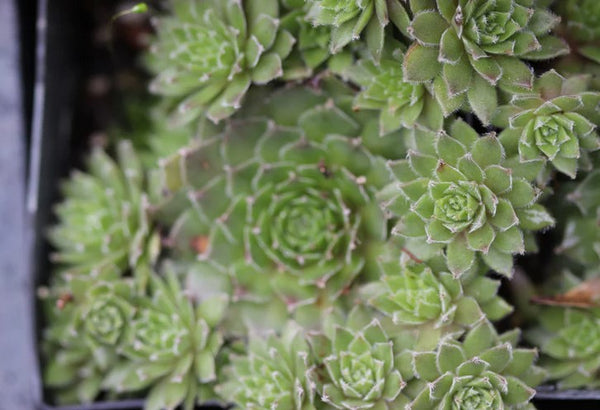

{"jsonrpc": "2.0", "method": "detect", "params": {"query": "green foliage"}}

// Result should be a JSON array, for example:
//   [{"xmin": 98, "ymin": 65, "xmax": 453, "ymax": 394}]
[
  {"xmin": 41, "ymin": 268, "xmax": 135, "ymax": 404},
  {"xmin": 379, "ymin": 120, "xmax": 554, "ymax": 277},
  {"xmin": 404, "ymin": 320, "xmax": 546, "ymax": 409},
  {"xmin": 307, "ymin": 308, "xmax": 408, "ymax": 409},
  {"xmin": 217, "ymin": 322, "xmax": 318, "ymax": 409},
  {"xmin": 103, "ymin": 268, "xmax": 227, "ymax": 410},
  {"xmin": 47, "ymin": 141, "xmax": 157, "ymax": 279},
  {"xmin": 340, "ymin": 44, "xmax": 444, "ymax": 134},
  {"xmin": 361, "ymin": 254, "xmax": 512, "ymax": 334},
  {"xmin": 401, "ymin": 0, "xmax": 568, "ymax": 123},
  {"xmin": 148, "ymin": 0, "xmax": 295, "ymax": 124},
  {"xmin": 279, "ymin": 0, "xmax": 334, "ymax": 78},
  {"xmin": 41, "ymin": 0, "xmax": 600, "ymax": 407},
  {"xmin": 557, "ymin": 169, "xmax": 600, "ymax": 266},
  {"xmin": 494, "ymin": 70, "xmax": 600, "ymax": 178},
  {"xmin": 305, "ymin": 0, "xmax": 410, "ymax": 60},
  {"xmin": 557, "ymin": 0, "xmax": 600, "ymax": 43},
  {"xmin": 116, "ymin": 99, "xmax": 194, "ymax": 169},
  {"xmin": 155, "ymin": 78, "xmax": 405, "ymax": 334},
  {"xmin": 527, "ymin": 269, "xmax": 600, "ymax": 389}
]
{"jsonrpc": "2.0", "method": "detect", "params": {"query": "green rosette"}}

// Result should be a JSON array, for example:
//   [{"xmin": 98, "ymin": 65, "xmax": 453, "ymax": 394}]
[
  {"xmin": 494, "ymin": 70, "xmax": 600, "ymax": 178},
  {"xmin": 379, "ymin": 120, "xmax": 554, "ymax": 277},
  {"xmin": 41, "ymin": 268, "xmax": 135, "ymax": 404},
  {"xmin": 401, "ymin": 0, "xmax": 568, "ymax": 123},
  {"xmin": 148, "ymin": 0, "xmax": 295, "ymax": 124},
  {"xmin": 217, "ymin": 321, "xmax": 318, "ymax": 409},
  {"xmin": 155, "ymin": 78, "xmax": 406, "ymax": 334},
  {"xmin": 103, "ymin": 269, "xmax": 227, "ymax": 410}
]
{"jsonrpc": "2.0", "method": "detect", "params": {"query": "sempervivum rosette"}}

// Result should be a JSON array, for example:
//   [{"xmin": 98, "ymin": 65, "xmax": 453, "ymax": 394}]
[
  {"xmin": 404, "ymin": 319, "xmax": 546, "ymax": 409},
  {"xmin": 216, "ymin": 321, "xmax": 318, "ymax": 409},
  {"xmin": 148, "ymin": 0, "xmax": 295, "ymax": 124},
  {"xmin": 360, "ymin": 252, "xmax": 512, "ymax": 346},
  {"xmin": 528, "ymin": 304, "xmax": 600, "ymax": 389},
  {"xmin": 155, "ymin": 78, "xmax": 405, "ymax": 334},
  {"xmin": 339, "ymin": 41, "xmax": 444, "ymax": 134},
  {"xmin": 307, "ymin": 308, "xmax": 408, "ymax": 409},
  {"xmin": 103, "ymin": 269, "xmax": 227, "ymax": 410},
  {"xmin": 41, "ymin": 267, "xmax": 135, "ymax": 404},
  {"xmin": 556, "ymin": 169, "xmax": 600, "ymax": 268},
  {"xmin": 525, "ymin": 268, "xmax": 600, "ymax": 389},
  {"xmin": 305, "ymin": 0, "xmax": 410, "ymax": 60},
  {"xmin": 401, "ymin": 0, "xmax": 568, "ymax": 123},
  {"xmin": 119, "ymin": 100, "xmax": 194, "ymax": 169},
  {"xmin": 493, "ymin": 70, "xmax": 600, "ymax": 178},
  {"xmin": 379, "ymin": 120, "xmax": 555, "ymax": 277},
  {"xmin": 47, "ymin": 141, "xmax": 156, "ymax": 277}
]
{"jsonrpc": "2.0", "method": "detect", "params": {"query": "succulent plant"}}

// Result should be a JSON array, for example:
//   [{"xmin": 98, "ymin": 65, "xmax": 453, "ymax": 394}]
[
  {"xmin": 339, "ymin": 43, "xmax": 444, "ymax": 134},
  {"xmin": 305, "ymin": 0, "xmax": 410, "ymax": 60},
  {"xmin": 103, "ymin": 268, "xmax": 227, "ymax": 410},
  {"xmin": 217, "ymin": 321, "xmax": 318, "ymax": 409},
  {"xmin": 307, "ymin": 308, "xmax": 408, "ymax": 409},
  {"xmin": 494, "ymin": 70, "xmax": 600, "ymax": 178},
  {"xmin": 528, "ymin": 300, "xmax": 600, "ymax": 389},
  {"xmin": 155, "ymin": 78, "xmax": 405, "ymax": 334},
  {"xmin": 360, "ymin": 253, "xmax": 512, "ymax": 339},
  {"xmin": 47, "ymin": 141, "xmax": 157, "ymax": 278},
  {"xmin": 148, "ymin": 0, "xmax": 295, "ymax": 124},
  {"xmin": 41, "ymin": 267, "xmax": 135, "ymax": 404},
  {"xmin": 554, "ymin": 0, "xmax": 600, "ymax": 65},
  {"xmin": 404, "ymin": 319, "xmax": 545, "ymax": 409},
  {"xmin": 378, "ymin": 120, "xmax": 554, "ymax": 277},
  {"xmin": 556, "ymin": 169, "xmax": 600, "ymax": 266},
  {"xmin": 401, "ymin": 0, "xmax": 569, "ymax": 123}
]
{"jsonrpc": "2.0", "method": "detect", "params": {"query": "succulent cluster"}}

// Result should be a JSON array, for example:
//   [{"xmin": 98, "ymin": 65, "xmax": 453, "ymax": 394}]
[
  {"xmin": 555, "ymin": 0, "xmax": 600, "ymax": 67},
  {"xmin": 40, "ymin": 0, "xmax": 600, "ymax": 408},
  {"xmin": 529, "ymin": 304, "xmax": 600, "ymax": 389},
  {"xmin": 399, "ymin": 0, "xmax": 568, "ymax": 123},
  {"xmin": 103, "ymin": 268, "xmax": 226, "ymax": 410},
  {"xmin": 557, "ymin": 169, "xmax": 600, "ymax": 266},
  {"xmin": 305, "ymin": 0, "xmax": 408, "ymax": 59},
  {"xmin": 339, "ymin": 42, "xmax": 444, "ymax": 134}
]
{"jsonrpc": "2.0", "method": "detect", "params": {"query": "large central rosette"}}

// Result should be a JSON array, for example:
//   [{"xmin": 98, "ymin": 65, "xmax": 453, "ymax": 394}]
[
  {"xmin": 155, "ymin": 78, "xmax": 405, "ymax": 334},
  {"xmin": 253, "ymin": 166, "xmax": 363, "ymax": 276}
]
